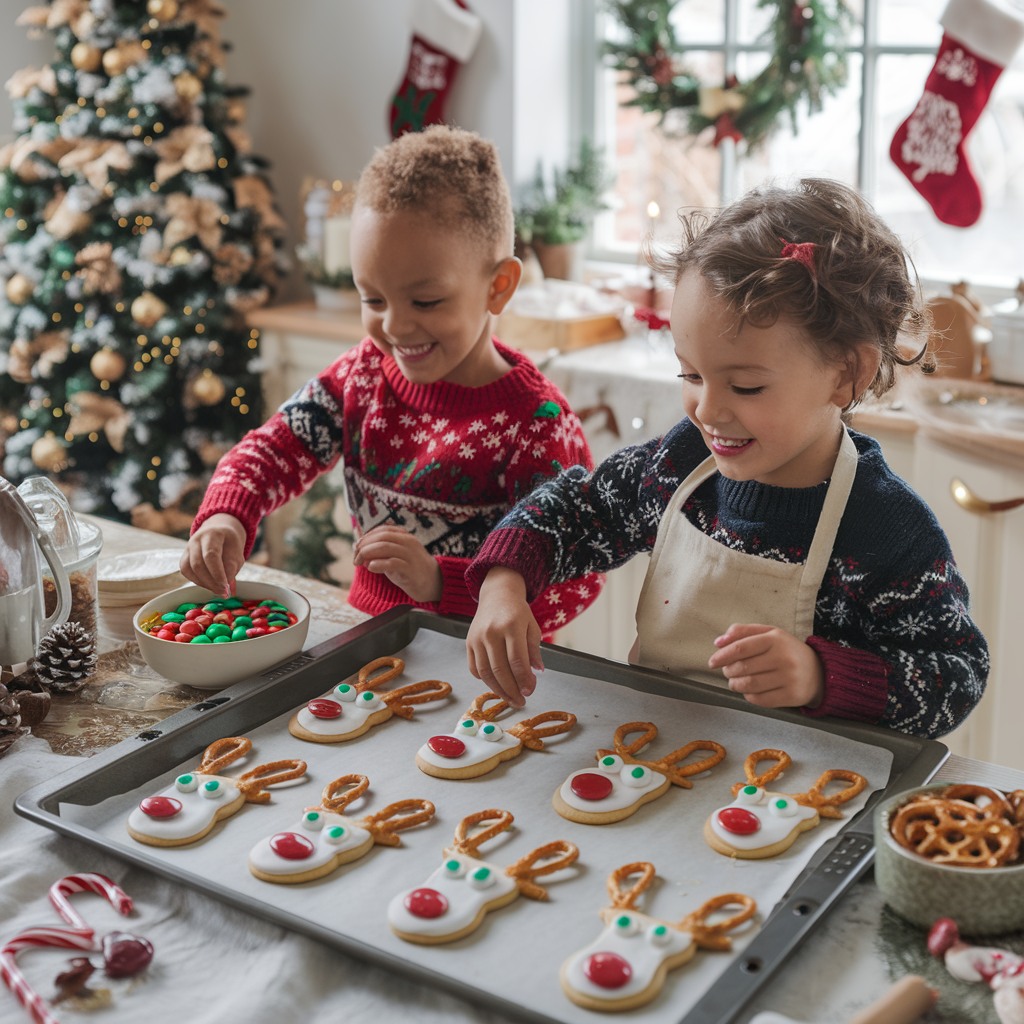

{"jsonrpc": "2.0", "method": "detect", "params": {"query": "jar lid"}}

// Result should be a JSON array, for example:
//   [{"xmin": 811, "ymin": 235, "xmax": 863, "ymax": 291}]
[{"xmin": 97, "ymin": 548, "xmax": 185, "ymax": 594}]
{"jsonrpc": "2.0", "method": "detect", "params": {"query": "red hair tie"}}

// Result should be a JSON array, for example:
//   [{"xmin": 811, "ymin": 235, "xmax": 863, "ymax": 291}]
[{"xmin": 779, "ymin": 237, "xmax": 817, "ymax": 273}]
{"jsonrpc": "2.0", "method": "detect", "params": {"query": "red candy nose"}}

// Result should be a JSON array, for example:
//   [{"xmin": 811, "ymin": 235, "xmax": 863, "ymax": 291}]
[
  {"xmin": 427, "ymin": 735, "xmax": 466, "ymax": 758},
  {"xmin": 270, "ymin": 832, "xmax": 315, "ymax": 860},
  {"xmin": 717, "ymin": 807, "xmax": 761, "ymax": 835},
  {"xmin": 584, "ymin": 951, "xmax": 633, "ymax": 989},
  {"xmin": 139, "ymin": 796, "xmax": 182, "ymax": 818},
  {"xmin": 405, "ymin": 887, "xmax": 448, "ymax": 919},
  {"xmin": 570, "ymin": 772, "xmax": 614, "ymax": 801},
  {"xmin": 308, "ymin": 699, "xmax": 343, "ymax": 719}
]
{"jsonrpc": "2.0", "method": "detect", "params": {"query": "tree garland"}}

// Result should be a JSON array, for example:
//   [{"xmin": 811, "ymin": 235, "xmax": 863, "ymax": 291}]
[{"xmin": 604, "ymin": 0, "xmax": 853, "ymax": 148}]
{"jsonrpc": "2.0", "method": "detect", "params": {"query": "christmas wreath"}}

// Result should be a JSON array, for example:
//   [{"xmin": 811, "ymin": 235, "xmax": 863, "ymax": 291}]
[{"xmin": 604, "ymin": 0, "xmax": 853, "ymax": 148}]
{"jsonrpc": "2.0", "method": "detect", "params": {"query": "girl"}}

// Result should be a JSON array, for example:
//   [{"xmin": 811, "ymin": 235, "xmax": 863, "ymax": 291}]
[{"xmin": 465, "ymin": 178, "xmax": 988, "ymax": 738}]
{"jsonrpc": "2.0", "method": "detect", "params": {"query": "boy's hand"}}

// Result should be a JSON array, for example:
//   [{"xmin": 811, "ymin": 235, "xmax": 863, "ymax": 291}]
[
  {"xmin": 352, "ymin": 525, "xmax": 442, "ymax": 603},
  {"xmin": 708, "ymin": 623, "xmax": 825, "ymax": 709},
  {"xmin": 180, "ymin": 513, "xmax": 246, "ymax": 598},
  {"xmin": 466, "ymin": 567, "xmax": 543, "ymax": 708}
]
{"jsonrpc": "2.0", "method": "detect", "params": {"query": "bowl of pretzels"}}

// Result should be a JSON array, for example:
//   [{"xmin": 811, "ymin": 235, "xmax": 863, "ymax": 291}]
[{"xmin": 874, "ymin": 782, "xmax": 1024, "ymax": 935}]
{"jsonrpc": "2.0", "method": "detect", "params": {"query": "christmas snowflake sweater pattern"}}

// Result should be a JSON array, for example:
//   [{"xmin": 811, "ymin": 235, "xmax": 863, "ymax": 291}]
[
  {"xmin": 468, "ymin": 419, "xmax": 989, "ymax": 738},
  {"xmin": 193, "ymin": 338, "xmax": 602, "ymax": 627}
]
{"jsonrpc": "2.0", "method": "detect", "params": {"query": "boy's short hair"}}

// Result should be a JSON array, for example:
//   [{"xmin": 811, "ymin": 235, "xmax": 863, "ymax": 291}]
[{"xmin": 357, "ymin": 125, "xmax": 513, "ymax": 256}]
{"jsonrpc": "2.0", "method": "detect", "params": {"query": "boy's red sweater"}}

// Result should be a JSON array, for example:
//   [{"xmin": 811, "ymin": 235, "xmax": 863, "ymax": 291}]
[{"xmin": 192, "ymin": 337, "xmax": 603, "ymax": 629}]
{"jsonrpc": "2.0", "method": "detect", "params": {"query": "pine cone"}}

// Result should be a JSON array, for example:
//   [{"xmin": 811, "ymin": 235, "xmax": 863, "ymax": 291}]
[
  {"xmin": 30, "ymin": 622, "xmax": 98, "ymax": 693},
  {"xmin": 0, "ymin": 683, "xmax": 28, "ymax": 756}
]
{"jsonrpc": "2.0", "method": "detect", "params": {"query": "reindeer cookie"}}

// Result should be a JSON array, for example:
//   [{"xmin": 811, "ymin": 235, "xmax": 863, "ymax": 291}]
[
  {"xmin": 249, "ymin": 774, "xmax": 435, "ymax": 884},
  {"xmin": 704, "ymin": 748, "xmax": 867, "ymax": 859},
  {"xmin": 289, "ymin": 656, "xmax": 451, "ymax": 743},
  {"xmin": 553, "ymin": 722, "xmax": 726, "ymax": 825},
  {"xmin": 387, "ymin": 809, "xmax": 579, "ymax": 945},
  {"xmin": 416, "ymin": 692, "xmax": 576, "ymax": 780},
  {"xmin": 561, "ymin": 863, "xmax": 757, "ymax": 1012},
  {"xmin": 127, "ymin": 737, "xmax": 307, "ymax": 847}
]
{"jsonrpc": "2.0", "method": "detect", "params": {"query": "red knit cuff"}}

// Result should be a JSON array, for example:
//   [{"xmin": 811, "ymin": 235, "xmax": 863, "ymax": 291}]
[
  {"xmin": 465, "ymin": 528, "xmax": 551, "ymax": 603},
  {"xmin": 801, "ymin": 636, "xmax": 890, "ymax": 723},
  {"xmin": 436, "ymin": 557, "xmax": 478, "ymax": 617},
  {"xmin": 191, "ymin": 494, "xmax": 262, "ymax": 559}
]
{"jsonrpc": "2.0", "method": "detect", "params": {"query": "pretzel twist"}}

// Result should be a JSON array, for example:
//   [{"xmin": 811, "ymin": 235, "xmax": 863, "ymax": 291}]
[
  {"xmin": 606, "ymin": 862, "xmax": 657, "ymax": 911},
  {"xmin": 307, "ymin": 774, "xmax": 368, "ymax": 815},
  {"xmin": 463, "ymin": 692, "xmax": 511, "ymax": 722},
  {"xmin": 942, "ymin": 784, "xmax": 1012, "ymax": 819},
  {"xmin": 380, "ymin": 679, "xmax": 452, "ymax": 720},
  {"xmin": 507, "ymin": 711, "xmax": 577, "ymax": 751},
  {"xmin": 1009, "ymin": 789, "xmax": 1024, "ymax": 827},
  {"xmin": 359, "ymin": 799, "xmax": 436, "ymax": 847},
  {"xmin": 598, "ymin": 722, "xmax": 726, "ymax": 789},
  {"xmin": 891, "ymin": 796, "xmax": 1021, "ymax": 867},
  {"xmin": 679, "ymin": 893, "xmax": 758, "ymax": 952},
  {"xmin": 194, "ymin": 736, "xmax": 251, "ymax": 776},
  {"xmin": 355, "ymin": 656, "xmax": 405, "ymax": 693},
  {"xmin": 730, "ymin": 748, "xmax": 792, "ymax": 796},
  {"xmin": 235, "ymin": 759, "xmax": 307, "ymax": 803},
  {"xmin": 504, "ymin": 840, "xmax": 579, "ymax": 900},
  {"xmin": 791, "ymin": 769, "xmax": 867, "ymax": 819},
  {"xmin": 450, "ymin": 809, "xmax": 514, "ymax": 857}
]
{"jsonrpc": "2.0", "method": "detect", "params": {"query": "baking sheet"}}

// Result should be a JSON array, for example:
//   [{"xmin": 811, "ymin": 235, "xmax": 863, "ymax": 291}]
[{"xmin": 56, "ymin": 629, "xmax": 893, "ymax": 1024}]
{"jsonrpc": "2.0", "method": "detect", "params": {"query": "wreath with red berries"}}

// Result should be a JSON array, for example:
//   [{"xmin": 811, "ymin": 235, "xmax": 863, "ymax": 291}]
[{"xmin": 604, "ymin": 0, "xmax": 853, "ymax": 148}]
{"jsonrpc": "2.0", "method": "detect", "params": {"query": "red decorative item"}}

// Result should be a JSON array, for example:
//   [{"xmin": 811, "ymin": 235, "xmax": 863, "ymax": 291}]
[
  {"xmin": 570, "ymin": 772, "xmax": 614, "ymax": 802},
  {"xmin": 427, "ymin": 734, "xmax": 466, "ymax": 758},
  {"xmin": 307, "ymin": 699, "xmax": 343, "ymax": 719},
  {"xmin": 717, "ymin": 807, "xmax": 761, "ymax": 835},
  {"xmin": 583, "ymin": 951, "xmax": 633, "ymax": 989},
  {"xmin": 405, "ymin": 887, "xmax": 448, "ymax": 919},
  {"xmin": 269, "ymin": 832, "xmax": 316, "ymax": 860},
  {"xmin": 928, "ymin": 917, "xmax": 960, "ymax": 957},
  {"xmin": 779, "ymin": 238, "xmax": 818, "ymax": 273},
  {"xmin": 139, "ymin": 796, "xmax": 182, "ymax": 818},
  {"xmin": 102, "ymin": 932, "xmax": 154, "ymax": 978},
  {"xmin": 713, "ymin": 112, "xmax": 744, "ymax": 146},
  {"xmin": 633, "ymin": 307, "xmax": 670, "ymax": 331}
]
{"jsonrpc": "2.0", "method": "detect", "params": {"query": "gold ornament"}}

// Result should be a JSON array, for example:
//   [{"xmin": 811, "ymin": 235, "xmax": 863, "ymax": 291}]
[
  {"xmin": 173, "ymin": 71, "xmax": 202, "ymax": 102},
  {"xmin": 70, "ymin": 42, "xmax": 101, "ymax": 72},
  {"xmin": 147, "ymin": 0, "xmax": 179, "ymax": 20},
  {"xmin": 90, "ymin": 347, "xmax": 127, "ymax": 383},
  {"xmin": 192, "ymin": 370, "xmax": 225, "ymax": 406},
  {"xmin": 5, "ymin": 273, "xmax": 34, "ymax": 305},
  {"xmin": 130, "ymin": 291, "xmax": 168, "ymax": 328},
  {"xmin": 102, "ymin": 41, "xmax": 146, "ymax": 78},
  {"xmin": 31, "ymin": 436, "xmax": 68, "ymax": 472}
]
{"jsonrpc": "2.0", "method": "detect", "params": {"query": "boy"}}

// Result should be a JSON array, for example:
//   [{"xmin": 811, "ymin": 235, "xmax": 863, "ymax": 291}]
[{"xmin": 182, "ymin": 126, "xmax": 602, "ymax": 627}]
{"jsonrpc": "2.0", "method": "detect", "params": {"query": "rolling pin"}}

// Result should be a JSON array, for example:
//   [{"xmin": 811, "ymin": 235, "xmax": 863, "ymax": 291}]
[{"xmin": 749, "ymin": 975, "xmax": 936, "ymax": 1024}]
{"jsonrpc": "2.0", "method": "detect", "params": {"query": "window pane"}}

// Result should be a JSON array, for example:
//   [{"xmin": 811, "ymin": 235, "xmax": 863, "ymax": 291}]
[
  {"xmin": 877, "ymin": 0, "xmax": 944, "ymax": 46},
  {"xmin": 670, "ymin": 0, "xmax": 725, "ymax": 45},
  {"xmin": 738, "ymin": 0, "xmax": 863, "ymax": 47},
  {"xmin": 874, "ymin": 55, "xmax": 1024, "ymax": 284}
]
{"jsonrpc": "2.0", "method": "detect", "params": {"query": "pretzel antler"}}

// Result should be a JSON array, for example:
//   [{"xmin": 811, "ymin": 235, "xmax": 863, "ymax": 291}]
[
  {"xmin": 507, "ymin": 711, "xmax": 577, "ymax": 751},
  {"xmin": 309, "ymin": 774, "xmax": 369, "ymax": 815},
  {"xmin": 235, "ymin": 759, "xmax": 307, "ymax": 804},
  {"xmin": 599, "ymin": 723, "xmax": 726, "ymax": 789},
  {"xmin": 359, "ymin": 799, "xmax": 436, "ymax": 847},
  {"xmin": 678, "ymin": 893, "xmax": 757, "ymax": 952},
  {"xmin": 606, "ymin": 862, "xmax": 656, "ymax": 911},
  {"xmin": 450, "ymin": 809, "xmax": 514, "ymax": 857},
  {"xmin": 463, "ymin": 692, "xmax": 511, "ymax": 722},
  {"xmin": 356, "ymin": 656, "xmax": 404, "ymax": 693},
  {"xmin": 194, "ymin": 736, "xmax": 251, "ymax": 776},
  {"xmin": 505, "ymin": 840, "xmax": 579, "ymax": 900},
  {"xmin": 730, "ymin": 749, "xmax": 793, "ymax": 796},
  {"xmin": 380, "ymin": 679, "xmax": 452, "ymax": 720},
  {"xmin": 791, "ymin": 769, "xmax": 867, "ymax": 819}
]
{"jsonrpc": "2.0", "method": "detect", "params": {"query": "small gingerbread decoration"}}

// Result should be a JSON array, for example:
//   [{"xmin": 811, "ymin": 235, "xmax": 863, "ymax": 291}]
[
  {"xmin": 288, "ymin": 656, "xmax": 452, "ymax": 744},
  {"xmin": 553, "ymin": 721, "xmax": 726, "ymax": 825},
  {"xmin": 704, "ymin": 748, "xmax": 867, "ymax": 859},
  {"xmin": 126, "ymin": 737, "xmax": 307, "ymax": 847},
  {"xmin": 248, "ymin": 774, "xmax": 435, "ymax": 884},
  {"xmin": 560, "ymin": 862, "xmax": 757, "ymax": 1012},
  {"xmin": 387, "ymin": 809, "xmax": 579, "ymax": 945},
  {"xmin": 415, "ymin": 692, "xmax": 577, "ymax": 780}
]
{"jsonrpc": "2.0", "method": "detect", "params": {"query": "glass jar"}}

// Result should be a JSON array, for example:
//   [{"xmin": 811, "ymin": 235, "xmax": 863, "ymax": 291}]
[{"xmin": 42, "ymin": 517, "xmax": 103, "ymax": 637}]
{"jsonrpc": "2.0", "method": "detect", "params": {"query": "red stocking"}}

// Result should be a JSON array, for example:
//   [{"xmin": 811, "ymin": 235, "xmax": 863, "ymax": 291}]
[
  {"xmin": 889, "ymin": 0, "xmax": 1024, "ymax": 227},
  {"xmin": 388, "ymin": 0, "xmax": 482, "ymax": 138}
]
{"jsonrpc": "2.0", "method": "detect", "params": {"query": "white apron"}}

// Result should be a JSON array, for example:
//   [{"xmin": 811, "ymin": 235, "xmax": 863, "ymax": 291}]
[{"xmin": 634, "ymin": 427, "xmax": 858, "ymax": 686}]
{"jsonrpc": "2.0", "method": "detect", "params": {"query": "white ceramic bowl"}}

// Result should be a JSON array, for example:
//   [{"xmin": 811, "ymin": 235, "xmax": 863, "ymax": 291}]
[{"xmin": 133, "ymin": 581, "xmax": 310, "ymax": 690}]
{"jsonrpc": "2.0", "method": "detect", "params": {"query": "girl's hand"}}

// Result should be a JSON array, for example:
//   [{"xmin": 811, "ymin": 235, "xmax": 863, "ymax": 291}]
[
  {"xmin": 352, "ymin": 525, "xmax": 443, "ymax": 603},
  {"xmin": 708, "ymin": 623, "xmax": 825, "ymax": 709},
  {"xmin": 180, "ymin": 513, "xmax": 246, "ymax": 598},
  {"xmin": 466, "ymin": 567, "xmax": 544, "ymax": 708}
]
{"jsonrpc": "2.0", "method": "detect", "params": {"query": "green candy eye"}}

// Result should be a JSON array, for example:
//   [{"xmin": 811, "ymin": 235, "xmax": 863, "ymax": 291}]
[
  {"xmin": 443, "ymin": 858, "xmax": 466, "ymax": 878},
  {"xmin": 613, "ymin": 913, "xmax": 640, "ymax": 936},
  {"xmin": 200, "ymin": 779, "xmax": 224, "ymax": 800},
  {"xmin": 467, "ymin": 865, "xmax": 495, "ymax": 890},
  {"xmin": 743, "ymin": 785, "xmax": 758, "ymax": 795},
  {"xmin": 175, "ymin": 773, "xmax": 198, "ymax": 793},
  {"xmin": 323, "ymin": 826, "xmax": 347, "ymax": 845}
]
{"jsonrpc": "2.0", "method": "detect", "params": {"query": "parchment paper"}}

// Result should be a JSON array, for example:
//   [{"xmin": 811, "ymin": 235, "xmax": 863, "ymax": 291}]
[{"xmin": 60, "ymin": 630, "xmax": 893, "ymax": 1023}]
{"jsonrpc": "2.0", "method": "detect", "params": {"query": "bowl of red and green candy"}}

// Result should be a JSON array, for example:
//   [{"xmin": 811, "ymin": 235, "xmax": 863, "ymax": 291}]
[{"xmin": 133, "ymin": 581, "xmax": 310, "ymax": 689}]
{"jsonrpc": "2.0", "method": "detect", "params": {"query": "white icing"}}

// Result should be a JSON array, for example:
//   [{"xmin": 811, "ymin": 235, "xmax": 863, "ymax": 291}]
[
  {"xmin": 175, "ymin": 774, "xmax": 199, "ymax": 793},
  {"xmin": 479, "ymin": 722, "xmax": 503, "ymax": 742},
  {"xmin": 621, "ymin": 765, "xmax": 653, "ymax": 789},
  {"xmin": 735, "ymin": 785, "xmax": 763, "ymax": 806},
  {"xmin": 295, "ymin": 690, "xmax": 390, "ymax": 737},
  {"xmin": 127, "ymin": 775, "xmax": 240, "ymax": 841},
  {"xmin": 387, "ymin": 852, "xmax": 517, "ymax": 937},
  {"xmin": 417, "ymin": 726, "xmax": 521, "ymax": 770},
  {"xmin": 333, "ymin": 684, "xmax": 357, "ymax": 702},
  {"xmin": 454, "ymin": 719, "xmax": 479, "ymax": 737},
  {"xmin": 248, "ymin": 812, "xmax": 372, "ymax": 875},
  {"xmin": 945, "ymin": 945, "xmax": 1024, "ymax": 983},
  {"xmin": 201, "ymin": 779, "xmax": 226, "ymax": 800},
  {"xmin": 558, "ymin": 764, "xmax": 666, "ymax": 813},
  {"xmin": 767, "ymin": 795, "xmax": 798, "ymax": 818},
  {"xmin": 301, "ymin": 810, "xmax": 325, "ymax": 831},
  {"xmin": 357, "ymin": 691, "xmax": 382, "ymax": 710},
  {"xmin": 598, "ymin": 755, "xmax": 623, "ymax": 774},
  {"xmin": 466, "ymin": 865, "xmax": 497, "ymax": 890},
  {"xmin": 562, "ymin": 909, "xmax": 693, "ymax": 1002},
  {"xmin": 708, "ymin": 789, "xmax": 817, "ymax": 851}
]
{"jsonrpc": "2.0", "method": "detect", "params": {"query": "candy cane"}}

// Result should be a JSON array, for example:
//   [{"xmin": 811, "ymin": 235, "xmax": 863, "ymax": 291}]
[
  {"xmin": 48, "ymin": 874, "xmax": 132, "ymax": 931},
  {"xmin": 1, "ymin": 927, "xmax": 96, "ymax": 1024}
]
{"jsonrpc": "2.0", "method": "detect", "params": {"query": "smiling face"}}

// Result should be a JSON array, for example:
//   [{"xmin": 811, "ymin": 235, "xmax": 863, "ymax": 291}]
[
  {"xmin": 672, "ymin": 269, "xmax": 853, "ymax": 489},
  {"xmin": 350, "ymin": 204, "xmax": 521, "ymax": 388}
]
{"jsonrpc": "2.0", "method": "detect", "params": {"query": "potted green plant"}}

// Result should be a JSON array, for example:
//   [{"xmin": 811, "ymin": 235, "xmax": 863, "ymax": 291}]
[{"xmin": 516, "ymin": 139, "xmax": 610, "ymax": 281}]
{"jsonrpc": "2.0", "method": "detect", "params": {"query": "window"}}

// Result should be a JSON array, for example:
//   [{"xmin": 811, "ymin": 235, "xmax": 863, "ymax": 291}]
[{"xmin": 585, "ymin": 0, "xmax": 1024, "ymax": 287}]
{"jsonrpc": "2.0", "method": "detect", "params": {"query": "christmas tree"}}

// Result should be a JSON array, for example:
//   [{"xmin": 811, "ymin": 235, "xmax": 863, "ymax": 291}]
[{"xmin": 0, "ymin": 0, "xmax": 286, "ymax": 530}]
